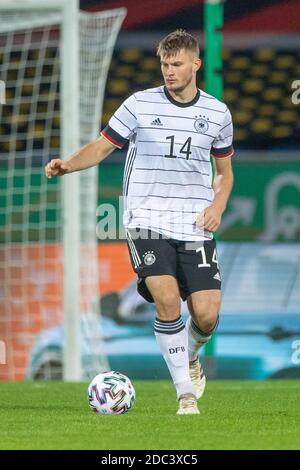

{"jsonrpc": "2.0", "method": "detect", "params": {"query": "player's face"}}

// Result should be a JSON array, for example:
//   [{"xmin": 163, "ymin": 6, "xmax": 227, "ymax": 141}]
[{"xmin": 160, "ymin": 48, "xmax": 201, "ymax": 93}]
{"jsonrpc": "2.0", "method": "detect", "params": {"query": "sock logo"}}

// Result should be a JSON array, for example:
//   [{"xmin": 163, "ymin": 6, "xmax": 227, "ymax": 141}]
[{"xmin": 169, "ymin": 346, "xmax": 185, "ymax": 354}]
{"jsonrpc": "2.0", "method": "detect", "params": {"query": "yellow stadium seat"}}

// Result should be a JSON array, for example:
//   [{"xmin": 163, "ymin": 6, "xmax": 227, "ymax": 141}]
[
  {"xmin": 239, "ymin": 97, "xmax": 257, "ymax": 109},
  {"xmin": 4, "ymin": 88, "xmax": 15, "ymax": 99},
  {"xmin": 1, "ymin": 139, "xmax": 23, "ymax": 152},
  {"xmin": 271, "ymin": 126, "xmax": 293, "ymax": 138},
  {"xmin": 222, "ymin": 48, "xmax": 231, "ymax": 61},
  {"xmin": 254, "ymin": 48, "xmax": 276, "ymax": 61},
  {"xmin": 277, "ymin": 110, "xmax": 297, "ymax": 123},
  {"xmin": 231, "ymin": 56, "xmax": 251, "ymax": 69},
  {"xmin": 108, "ymin": 79, "xmax": 129, "ymax": 94},
  {"xmin": 101, "ymin": 111, "xmax": 111, "ymax": 126},
  {"xmin": 10, "ymin": 114, "xmax": 27, "ymax": 126},
  {"xmin": 117, "ymin": 65, "xmax": 134, "ymax": 78},
  {"xmin": 24, "ymin": 67, "xmax": 36, "ymax": 79},
  {"xmin": 281, "ymin": 95, "xmax": 298, "ymax": 108},
  {"xmin": 275, "ymin": 55, "xmax": 295, "ymax": 68},
  {"xmin": 135, "ymin": 72, "xmax": 153, "ymax": 84},
  {"xmin": 105, "ymin": 98, "xmax": 122, "ymax": 113},
  {"xmin": 7, "ymin": 69, "xmax": 18, "ymax": 81},
  {"xmin": 242, "ymin": 79, "xmax": 264, "ymax": 93},
  {"xmin": 21, "ymin": 84, "xmax": 34, "ymax": 96},
  {"xmin": 141, "ymin": 57, "xmax": 160, "ymax": 71},
  {"xmin": 28, "ymin": 124, "xmax": 45, "ymax": 139},
  {"xmin": 250, "ymin": 64, "xmax": 269, "ymax": 77},
  {"xmin": 264, "ymin": 88, "xmax": 283, "ymax": 101},
  {"xmin": 10, "ymin": 54, "xmax": 21, "ymax": 64},
  {"xmin": 52, "ymin": 115, "xmax": 60, "ymax": 127},
  {"xmin": 120, "ymin": 48, "xmax": 141, "ymax": 62},
  {"xmin": 224, "ymin": 88, "xmax": 239, "ymax": 103},
  {"xmin": 233, "ymin": 128, "xmax": 249, "ymax": 141},
  {"xmin": 233, "ymin": 110, "xmax": 252, "ymax": 125},
  {"xmin": 251, "ymin": 118, "xmax": 272, "ymax": 133},
  {"xmin": 45, "ymin": 48, "xmax": 57, "ymax": 59},
  {"xmin": 50, "ymin": 136, "xmax": 60, "ymax": 148},
  {"xmin": 225, "ymin": 71, "xmax": 243, "ymax": 84},
  {"xmin": 259, "ymin": 104, "xmax": 276, "ymax": 116},
  {"xmin": 19, "ymin": 103, "xmax": 31, "ymax": 114},
  {"xmin": 269, "ymin": 71, "xmax": 288, "ymax": 84},
  {"xmin": 28, "ymin": 49, "xmax": 41, "ymax": 60}
]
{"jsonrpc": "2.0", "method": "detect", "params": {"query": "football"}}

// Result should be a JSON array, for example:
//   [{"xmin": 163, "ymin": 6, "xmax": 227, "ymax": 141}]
[{"xmin": 87, "ymin": 371, "xmax": 135, "ymax": 414}]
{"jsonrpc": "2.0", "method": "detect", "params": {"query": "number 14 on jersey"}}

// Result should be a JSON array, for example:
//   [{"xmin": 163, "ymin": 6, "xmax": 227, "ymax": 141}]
[{"xmin": 165, "ymin": 135, "xmax": 192, "ymax": 160}]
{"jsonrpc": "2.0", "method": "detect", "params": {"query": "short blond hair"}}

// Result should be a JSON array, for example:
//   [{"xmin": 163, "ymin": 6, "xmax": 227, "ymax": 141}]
[{"xmin": 157, "ymin": 29, "xmax": 200, "ymax": 58}]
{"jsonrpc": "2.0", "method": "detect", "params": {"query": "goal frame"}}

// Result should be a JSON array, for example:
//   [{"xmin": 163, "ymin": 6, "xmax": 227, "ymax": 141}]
[{"xmin": 0, "ymin": 0, "xmax": 81, "ymax": 381}]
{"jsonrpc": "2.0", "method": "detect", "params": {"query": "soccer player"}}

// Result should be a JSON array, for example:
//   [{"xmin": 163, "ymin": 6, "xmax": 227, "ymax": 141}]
[{"xmin": 45, "ymin": 30, "xmax": 234, "ymax": 415}]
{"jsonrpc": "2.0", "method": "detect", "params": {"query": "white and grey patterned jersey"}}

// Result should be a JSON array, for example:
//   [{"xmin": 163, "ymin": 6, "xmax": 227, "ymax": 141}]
[{"xmin": 101, "ymin": 85, "xmax": 234, "ymax": 241}]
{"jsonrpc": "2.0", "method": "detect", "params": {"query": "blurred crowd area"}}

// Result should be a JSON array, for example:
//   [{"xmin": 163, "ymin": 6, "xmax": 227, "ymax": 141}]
[
  {"xmin": 1, "ymin": 37, "xmax": 299, "ymax": 154},
  {"xmin": 1, "ymin": 0, "xmax": 299, "ymax": 154}
]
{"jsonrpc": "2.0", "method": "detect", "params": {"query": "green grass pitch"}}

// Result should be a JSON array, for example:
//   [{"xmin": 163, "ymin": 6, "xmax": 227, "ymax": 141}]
[{"xmin": 0, "ymin": 380, "xmax": 299, "ymax": 450}]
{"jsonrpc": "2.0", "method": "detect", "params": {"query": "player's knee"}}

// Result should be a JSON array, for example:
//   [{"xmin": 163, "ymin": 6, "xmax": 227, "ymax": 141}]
[
  {"xmin": 197, "ymin": 316, "xmax": 218, "ymax": 335},
  {"xmin": 195, "ymin": 298, "xmax": 220, "ymax": 316},
  {"xmin": 193, "ymin": 301, "xmax": 220, "ymax": 333},
  {"xmin": 154, "ymin": 292, "xmax": 180, "ymax": 319}
]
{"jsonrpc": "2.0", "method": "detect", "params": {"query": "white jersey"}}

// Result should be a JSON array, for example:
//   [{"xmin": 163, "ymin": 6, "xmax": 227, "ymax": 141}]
[{"xmin": 101, "ymin": 85, "xmax": 234, "ymax": 241}]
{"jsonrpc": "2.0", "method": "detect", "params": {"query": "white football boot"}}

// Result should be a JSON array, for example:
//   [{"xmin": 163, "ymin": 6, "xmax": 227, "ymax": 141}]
[
  {"xmin": 177, "ymin": 393, "xmax": 200, "ymax": 415},
  {"xmin": 189, "ymin": 358, "xmax": 206, "ymax": 400}
]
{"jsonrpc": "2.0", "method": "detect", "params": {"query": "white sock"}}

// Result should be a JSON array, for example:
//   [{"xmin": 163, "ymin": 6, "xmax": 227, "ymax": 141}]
[
  {"xmin": 186, "ymin": 316, "xmax": 219, "ymax": 362},
  {"xmin": 154, "ymin": 316, "xmax": 196, "ymax": 399}
]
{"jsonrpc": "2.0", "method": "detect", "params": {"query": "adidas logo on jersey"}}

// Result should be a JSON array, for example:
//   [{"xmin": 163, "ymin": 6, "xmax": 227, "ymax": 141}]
[
  {"xmin": 151, "ymin": 117, "xmax": 163, "ymax": 126},
  {"xmin": 213, "ymin": 272, "xmax": 221, "ymax": 282}
]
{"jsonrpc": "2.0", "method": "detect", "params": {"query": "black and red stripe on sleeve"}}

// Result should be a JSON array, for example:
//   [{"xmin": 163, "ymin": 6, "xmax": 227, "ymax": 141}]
[
  {"xmin": 101, "ymin": 125, "xmax": 128, "ymax": 149},
  {"xmin": 211, "ymin": 145, "xmax": 234, "ymax": 159}
]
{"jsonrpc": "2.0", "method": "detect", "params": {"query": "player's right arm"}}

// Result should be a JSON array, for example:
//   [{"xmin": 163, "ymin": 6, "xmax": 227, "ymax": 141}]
[
  {"xmin": 45, "ymin": 135, "xmax": 117, "ymax": 179},
  {"xmin": 46, "ymin": 92, "xmax": 137, "ymax": 178}
]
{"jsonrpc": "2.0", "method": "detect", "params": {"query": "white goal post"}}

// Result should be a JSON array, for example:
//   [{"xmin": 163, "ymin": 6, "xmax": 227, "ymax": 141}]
[{"xmin": 0, "ymin": 0, "xmax": 126, "ymax": 381}]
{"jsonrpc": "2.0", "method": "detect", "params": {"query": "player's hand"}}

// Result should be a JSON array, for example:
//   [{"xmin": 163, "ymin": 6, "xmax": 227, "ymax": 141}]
[
  {"xmin": 197, "ymin": 205, "xmax": 223, "ymax": 233},
  {"xmin": 45, "ymin": 159, "xmax": 72, "ymax": 179}
]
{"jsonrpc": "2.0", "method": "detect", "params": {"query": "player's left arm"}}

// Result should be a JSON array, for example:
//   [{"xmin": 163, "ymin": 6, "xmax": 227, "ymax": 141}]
[{"xmin": 203, "ymin": 156, "xmax": 234, "ymax": 232}]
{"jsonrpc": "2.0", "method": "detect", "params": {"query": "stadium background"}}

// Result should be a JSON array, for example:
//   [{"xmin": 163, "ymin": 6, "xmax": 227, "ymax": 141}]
[{"xmin": 0, "ymin": 0, "xmax": 299, "ymax": 382}]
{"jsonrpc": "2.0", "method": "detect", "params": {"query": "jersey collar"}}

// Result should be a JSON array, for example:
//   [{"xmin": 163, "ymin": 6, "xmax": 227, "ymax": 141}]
[{"xmin": 163, "ymin": 86, "xmax": 200, "ymax": 108}]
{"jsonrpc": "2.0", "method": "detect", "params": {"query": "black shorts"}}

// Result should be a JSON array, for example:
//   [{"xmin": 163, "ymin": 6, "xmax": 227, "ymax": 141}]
[{"xmin": 126, "ymin": 228, "xmax": 221, "ymax": 303}]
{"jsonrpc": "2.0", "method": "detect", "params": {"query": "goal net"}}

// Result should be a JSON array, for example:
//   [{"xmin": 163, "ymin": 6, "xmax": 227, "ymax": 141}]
[{"xmin": 0, "ymin": 1, "xmax": 126, "ymax": 380}]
